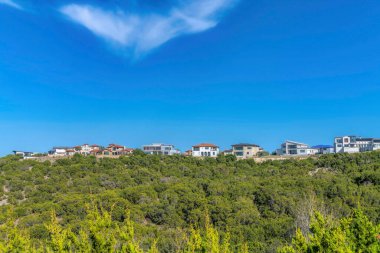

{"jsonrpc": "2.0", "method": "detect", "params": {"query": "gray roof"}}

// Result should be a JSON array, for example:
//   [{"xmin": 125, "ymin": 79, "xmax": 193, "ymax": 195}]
[
  {"xmin": 52, "ymin": 147, "xmax": 73, "ymax": 150},
  {"xmin": 232, "ymin": 143, "xmax": 260, "ymax": 147},
  {"xmin": 284, "ymin": 140, "xmax": 309, "ymax": 146}
]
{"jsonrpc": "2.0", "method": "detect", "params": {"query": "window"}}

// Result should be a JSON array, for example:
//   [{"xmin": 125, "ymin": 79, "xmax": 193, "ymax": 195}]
[
  {"xmin": 213, "ymin": 152, "xmax": 215, "ymax": 156},
  {"xmin": 235, "ymin": 152, "xmax": 244, "ymax": 156},
  {"xmin": 300, "ymin": 150, "xmax": 306, "ymax": 153},
  {"xmin": 193, "ymin": 147, "xmax": 200, "ymax": 151},
  {"xmin": 234, "ymin": 147, "xmax": 243, "ymax": 151}
]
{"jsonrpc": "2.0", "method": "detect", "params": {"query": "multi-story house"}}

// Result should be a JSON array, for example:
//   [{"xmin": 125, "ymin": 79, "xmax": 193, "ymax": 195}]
[
  {"xmin": 334, "ymin": 136, "xmax": 380, "ymax": 153},
  {"xmin": 192, "ymin": 143, "xmax": 220, "ymax": 157},
  {"xmin": 102, "ymin": 144, "xmax": 132, "ymax": 156},
  {"xmin": 78, "ymin": 144, "xmax": 93, "ymax": 155},
  {"xmin": 231, "ymin": 143, "xmax": 263, "ymax": 159},
  {"xmin": 277, "ymin": 141, "xmax": 318, "ymax": 156},
  {"xmin": 142, "ymin": 143, "xmax": 180, "ymax": 155}
]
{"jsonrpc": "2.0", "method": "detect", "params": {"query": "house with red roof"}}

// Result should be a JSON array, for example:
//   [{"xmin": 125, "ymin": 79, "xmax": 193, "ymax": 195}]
[{"xmin": 102, "ymin": 144, "xmax": 134, "ymax": 156}]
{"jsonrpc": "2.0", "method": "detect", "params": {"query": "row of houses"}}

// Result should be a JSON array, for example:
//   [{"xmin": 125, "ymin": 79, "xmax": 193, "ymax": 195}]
[
  {"xmin": 12, "ymin": 135, "xmax": 380, "ymax": 159},
  {"xmin": 276, "ymin": 135, "xmax": 380, "ymax": 155},
  {"xmin": 143, "ymin": 143, "xmax": 265, "ymax": 158},
  {"xmin": 47, "ymin": 144, "xmax": 134, "ymax": 157}
]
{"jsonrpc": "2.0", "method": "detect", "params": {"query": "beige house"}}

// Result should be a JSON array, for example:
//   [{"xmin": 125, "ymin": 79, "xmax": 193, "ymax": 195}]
[
  {"xmin": 102, "ymin": 144, "xmax": 134, "ymax": 156},
  {"xmin": 232, "ymin": 143, "xmax": 263, "ymax": 159}
]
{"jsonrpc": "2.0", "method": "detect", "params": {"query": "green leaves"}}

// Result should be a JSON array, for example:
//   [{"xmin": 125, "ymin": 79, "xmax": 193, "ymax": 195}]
[{"xmin": 279, "ymin": 209, "xmax": 380, "ymax": 253}]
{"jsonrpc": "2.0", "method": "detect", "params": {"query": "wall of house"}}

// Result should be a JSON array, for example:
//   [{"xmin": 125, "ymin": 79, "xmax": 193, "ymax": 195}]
[{"xmin": 192, "ymin": 147, "xmax": 219, "ymax": 157}]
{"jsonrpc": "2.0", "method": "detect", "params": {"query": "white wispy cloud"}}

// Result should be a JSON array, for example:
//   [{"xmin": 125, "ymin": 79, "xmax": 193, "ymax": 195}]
[
  {"xmin": 60, "ymin": 0, "xmax": 237, "ymax": 57},
  {"xmin": 0, "ymin": 0, "xmax": 22, "ymax": 10}
]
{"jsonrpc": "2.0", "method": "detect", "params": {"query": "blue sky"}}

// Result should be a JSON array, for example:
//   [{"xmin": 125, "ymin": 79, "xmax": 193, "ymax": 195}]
[{"xmin": 1, "ymin": 0, "xmax": 380, "ymax": 155}]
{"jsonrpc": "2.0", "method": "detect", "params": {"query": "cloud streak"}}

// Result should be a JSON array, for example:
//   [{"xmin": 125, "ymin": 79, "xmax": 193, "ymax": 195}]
[
  {"xmin": 0, "ymin": 0, "xmax": 22, "ymax": 9},
  {"xmin": 60, "ymin": 0, "xmax": 237, "ymax": 58}
]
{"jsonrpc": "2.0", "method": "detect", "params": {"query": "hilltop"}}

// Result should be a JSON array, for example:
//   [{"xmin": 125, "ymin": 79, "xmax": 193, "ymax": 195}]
[{"xmin": 0, "ymin": 152, "xmax": 379, "ymax": 252}]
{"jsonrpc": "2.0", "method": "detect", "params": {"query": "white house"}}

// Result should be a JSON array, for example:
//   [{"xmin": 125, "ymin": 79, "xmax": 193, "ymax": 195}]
[
  {"xmin": 48, "ymin": 147, "xmax": 72, "ymax": 157},
  {"xmin": 192, "ymin": 143, "xmax": 220, "ymax": 157},
  {"xmin": 142, "ymin": 143, "xmax": 180, "ymax": 155},
  {"xmin": 277, "ymin": 141, "xmax": 318, "ymax": 156},
  {"xmin": 78, "ymin": 144, "xmax": 93, "ymax": 155},
  {"xmin": 335, "ymin": 136, "xmax": 380, "ymax": 153},
  {"xmin": 13, "ymin": 151, "xmax": 35, "ymax": 159}
]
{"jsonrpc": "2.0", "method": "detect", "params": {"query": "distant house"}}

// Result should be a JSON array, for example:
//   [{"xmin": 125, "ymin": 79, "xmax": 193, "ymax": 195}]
[
  {"xmin": 142, "ymin": 143, "xmax": 180, "ymax": 155},
  {"xmin": 102, "ymin": 144, "xmax": 128, "ymax": 156},
  {"xmin": 334, "ymin": 136, "xmax": 380, "ymax": 153},
  {"xmin": 192, "ymin": 143, "xmax": 220, "ymax": 157},
  {"xmin": 223, "ymin": 149, "xmax": 233, "ymax": 155},
  {"xmin": 123, "ymin": 148, "xmax": 134, "ymax": 155},
  {"xmin": 48, "ymin": 147, "xmax": 72, "ymax": 157},
  {"xmin": 13, "ymin": 151, "xmax": 35, "ymax": 159},
  {"xmin": 66, "ymin": 149, "xmax": 76, "ymax": 156},
  {"xmin": 78, "ymin": 144, "xmax": 93, "ymax": 155},
  {"xmin": 312, "ymin": 145, "xmax": 334, "ymax": 154},
  {"xmin": 183, "ymin": 150, "xmax": 193, "ymax": 156},
  {"xmin": 231, "ymin": 143, "xmax": 263, "ymax": 159},
  {"xmin": 277, "ymin": 141, "xmax": 318, "ymax": 156}
]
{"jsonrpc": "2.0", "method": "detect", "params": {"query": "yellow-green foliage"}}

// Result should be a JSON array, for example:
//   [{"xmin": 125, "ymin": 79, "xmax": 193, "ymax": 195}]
[
  {"xmin": 278, "ymin": 209, "xmax": 380, "ymax": 253},
  {"xmin": 0, "ymin": 205, "xmax": 242, "ymax": 253}
]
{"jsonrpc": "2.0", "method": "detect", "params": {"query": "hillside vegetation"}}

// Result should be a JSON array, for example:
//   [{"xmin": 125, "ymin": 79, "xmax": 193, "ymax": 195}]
[{"xmin": 0, "ymin": 152, "xmax": 379, "ymax": 252}]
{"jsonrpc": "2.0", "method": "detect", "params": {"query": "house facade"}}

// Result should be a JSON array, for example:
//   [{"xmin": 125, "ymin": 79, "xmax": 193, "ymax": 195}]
[
  {"xmin": 48, "ymin": 147, "xmax": 72, "ymax": 157},
  {"xmin": 277, "ymin": 141, "xmax": 318, "ymax": 156},
  {"xmin": 13, "ymin": 151, "xmax": 35, "ymax": 159},
  {"xmin": 192, "ymin": 143, "xmax": 220, "ymax": 157},
  {"xmin": 231, "ymin": 143, "xmax": 263, "ymax": 159},
  {"xmin": 334, "ymin": 136, "xmax": 380, "ymax": 153},
  {"xmin": 223, "ymin": 149, "xmax": 233, "ymax": 155},
  {"xmin": 312, "ymin": 145, "xmax": 334, "ymax": 154},
  {"xmin": 102, "ymin": 144, "xmax": 133, "ymax": 156},
  {"xmin": 142, "ymin": 143, "xmax": 180, "ymax": 155}
]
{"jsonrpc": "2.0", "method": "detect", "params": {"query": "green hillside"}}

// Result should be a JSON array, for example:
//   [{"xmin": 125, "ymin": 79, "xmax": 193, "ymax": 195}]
[{"xmin": 0, "ymin": 152, "xmax": 379, "ymax": 252}]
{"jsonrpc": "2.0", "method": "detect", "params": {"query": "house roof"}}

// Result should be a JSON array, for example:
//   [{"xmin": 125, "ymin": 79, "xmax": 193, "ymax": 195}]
[
  {"xmin": 285, "ymin": 140, "xmax": 309, "ymax": 146},
  {"xmin": 192, "ymin": 143, "xmax": 219, "ymax": 148},
  {"xmin": 108, "ymin": 144, "xmax": 124, "ymax": 148},
  {"xmin": 232, "ymin": 143, "xmax": 260, "ymax": 147},
  {"xmin": 357, "ymin": 138, "xmax": 374, "ymax": 141},
  {"xmin": 312, "ymin": 145, "xmax": 333, "ymax": 149},
  {"xmin": 52, "ymin": 146, "xmax": 72, "ymax": 150}
]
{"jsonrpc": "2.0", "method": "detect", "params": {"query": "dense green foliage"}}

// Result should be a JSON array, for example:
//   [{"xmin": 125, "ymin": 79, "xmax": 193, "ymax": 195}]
[
  {"xmin": 0, "ymin": 152, "xmax": 379, "ymax": 252},
  {"xmin": 279, "ymin": 209, "xmax": 379, "ymax": 253}
]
